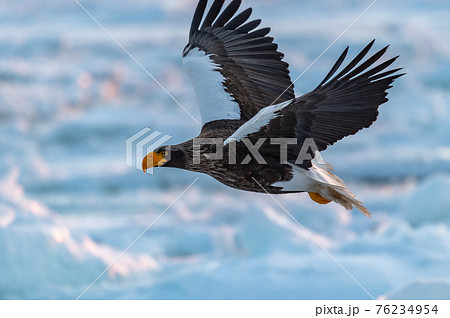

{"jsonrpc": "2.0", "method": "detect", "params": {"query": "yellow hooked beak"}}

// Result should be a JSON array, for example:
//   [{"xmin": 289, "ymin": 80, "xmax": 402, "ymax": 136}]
[{"xmin": 142, "ymin": 152, "xmax": 168, "ymax": 173}]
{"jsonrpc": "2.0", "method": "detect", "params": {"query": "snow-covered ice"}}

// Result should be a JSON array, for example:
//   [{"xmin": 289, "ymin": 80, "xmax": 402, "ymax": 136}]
[{"xmin": 0, "ymin": 0, "xmax": 449, "ymax": 299}]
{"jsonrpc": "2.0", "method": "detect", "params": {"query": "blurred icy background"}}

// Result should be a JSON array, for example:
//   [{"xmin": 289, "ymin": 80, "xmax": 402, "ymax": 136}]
[{"xmin": 0, "ymin": 0, "xmax": 449, "ymax": 299}]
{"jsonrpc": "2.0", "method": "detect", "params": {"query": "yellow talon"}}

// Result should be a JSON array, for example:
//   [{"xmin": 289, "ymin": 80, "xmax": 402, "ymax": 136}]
[{"xmin": 308, "ymin": 192, "xmax": 331, "ymax": 205}]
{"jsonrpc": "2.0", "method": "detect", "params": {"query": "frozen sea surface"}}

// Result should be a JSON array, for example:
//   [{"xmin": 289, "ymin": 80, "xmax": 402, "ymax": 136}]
[{"xmin": 0, "ymin": 0, "xmax": 449, "ymax": 299}]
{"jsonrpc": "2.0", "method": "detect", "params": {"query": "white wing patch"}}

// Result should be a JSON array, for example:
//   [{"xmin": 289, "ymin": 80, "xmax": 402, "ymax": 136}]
[
  {"xmin": 182, "ymin": 48, "xmax": 241, "ymax": 125},
  {"xmin": 223, "ymin": 99, "xmax": 292, "ymax": 145}
]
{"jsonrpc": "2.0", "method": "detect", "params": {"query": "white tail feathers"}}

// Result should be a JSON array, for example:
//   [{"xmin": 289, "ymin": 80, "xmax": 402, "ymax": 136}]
[
  {"xmin": 309, "ymin": 156, "xmax": 371, "ymax": 217},
  {"xmin": 316, "ymin": 183, "xmax": 371, "ymax": 217},
  {"xmin": 272, "ymin": 158, "xmax": 371, "ymax": 216}
]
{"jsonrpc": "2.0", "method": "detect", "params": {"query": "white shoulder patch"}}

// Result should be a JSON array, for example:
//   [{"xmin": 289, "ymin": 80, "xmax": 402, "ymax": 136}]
[
  {"xmin": 182, "ymin": 48, "xmax": 241, "ymax": 125},
  {"xmin": 224, "ymin": 99, "xmax": 292, "ymax": 145}
]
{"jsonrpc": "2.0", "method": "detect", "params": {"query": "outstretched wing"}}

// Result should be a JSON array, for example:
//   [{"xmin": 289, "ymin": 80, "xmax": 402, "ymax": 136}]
[
  {"xmin": 182, "ymin": 0, "xmax": 295, "ymax": 125},
  {"xmin": 226, "ymin": 40, "xmax": 405, "ymax": 168}
]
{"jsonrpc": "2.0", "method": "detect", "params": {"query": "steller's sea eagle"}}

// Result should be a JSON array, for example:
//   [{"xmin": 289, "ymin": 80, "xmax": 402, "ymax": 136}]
[{"xmin": 142, "ymin": 0, "xmax": 404, "ymax": 216}]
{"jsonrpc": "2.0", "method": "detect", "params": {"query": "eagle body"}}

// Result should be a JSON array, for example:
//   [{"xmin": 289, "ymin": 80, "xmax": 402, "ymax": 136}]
[
  {"xmin": 166, "ymin": 125, "xmax": 296, "ymax": 194},
  {"xmin": 143, "ymin": 0, "xmax": 404, "ymax": 216}
]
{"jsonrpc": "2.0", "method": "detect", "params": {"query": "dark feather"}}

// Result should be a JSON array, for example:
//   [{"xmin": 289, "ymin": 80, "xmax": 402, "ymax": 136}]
[
  {"xmin": 225, "ymin": 8, "xmax": 252, "ymax": 29},
  {"xmin": 332, "ymin": 39, "xmax": 375, "ymax": 80},
  {"xmin": 317, "ymin": 47, "xmax": 348, "ymax": 88},
  {"xmin": 213, "ymin": 0, "xmax": 241, "ymax": 28},
  {"xmin": 201, "ymin": 0, "xmax": 224, "ymax": 30},
  {"xmin": 235, "ymin": 20, "xmax": 262, "ymax": 33},
  {"xmin": 190, "ymin": 0, "xmax": 208, "ymax": 36},
  {"xmin": 342, "ymin": 46, "xmax": 389, "ymax": 81}
]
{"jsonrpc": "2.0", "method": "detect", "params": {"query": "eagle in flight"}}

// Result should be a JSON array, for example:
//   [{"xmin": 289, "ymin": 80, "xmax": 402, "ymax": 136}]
[{"xmin": 142, "ymin": 0, "xmax": 404, "ymax": 216}]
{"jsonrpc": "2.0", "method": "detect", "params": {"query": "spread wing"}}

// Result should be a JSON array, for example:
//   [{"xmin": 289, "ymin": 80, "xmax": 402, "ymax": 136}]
[
  {"xmin": 225, "ymin": 40, "xmax": 405, "ymax": 168},
  {"xmin": 182, "ymin": 0, "xmax": 295, "ymax": 125}
]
